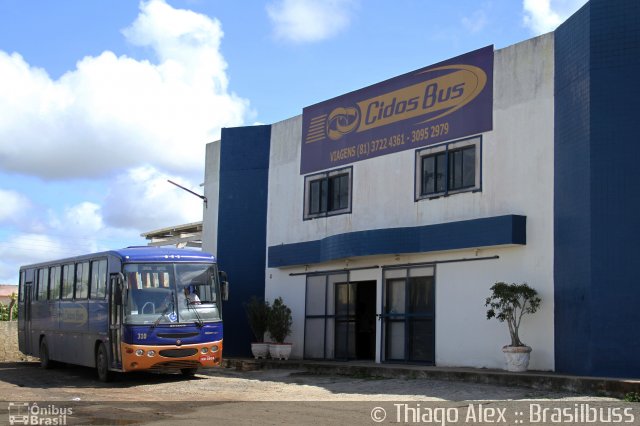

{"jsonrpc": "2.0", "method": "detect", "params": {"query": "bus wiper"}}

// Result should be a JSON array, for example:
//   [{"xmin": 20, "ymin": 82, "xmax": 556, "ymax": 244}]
[
  {"xmin": 151, "ymin": 292, "xmax": 174, "ymax": 329},
  {"xmin": 186, "ymin": 300, "xmax": 204, "ymax": 328}
]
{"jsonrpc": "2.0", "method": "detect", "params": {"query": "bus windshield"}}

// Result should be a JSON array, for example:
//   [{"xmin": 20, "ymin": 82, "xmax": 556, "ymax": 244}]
[{"xmin": 123, "ymin": 263, "xmax": 220, "ymax": 325}]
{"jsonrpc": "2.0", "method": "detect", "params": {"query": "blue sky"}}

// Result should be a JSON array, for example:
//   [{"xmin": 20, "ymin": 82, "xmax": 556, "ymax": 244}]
[{"xmin": 0, "ymin": 0, "xmax": 587, "ymax": 283}]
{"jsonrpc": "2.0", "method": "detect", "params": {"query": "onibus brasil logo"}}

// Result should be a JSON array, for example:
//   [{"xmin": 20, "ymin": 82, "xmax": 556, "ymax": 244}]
[
  {"xmin": 304, "ymin": 64, "xmax": 487, "ymax": 144},
  {"xmin": 8, "ymin": 402, "xmax": 72, "ymax": 425}
]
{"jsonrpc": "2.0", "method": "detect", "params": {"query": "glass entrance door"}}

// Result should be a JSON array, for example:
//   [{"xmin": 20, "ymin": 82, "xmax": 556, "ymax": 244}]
[
  {"xmin": 382, "ymin": 266, "xmax": 435, "ymax": 364},
  {"xmin": 334, "ymin": 282, "xmax": 355, "ymax": 359},
  {"xmin": 304, "ymin": 274, "xmax": 377, "ymax": 361}
]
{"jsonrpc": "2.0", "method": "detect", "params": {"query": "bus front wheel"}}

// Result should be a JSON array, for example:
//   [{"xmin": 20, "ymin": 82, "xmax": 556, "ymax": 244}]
[
  {"xmin": 96, "ymin": 343, "xmax": 113, "ymax": 382},
  {"xmin": 39, "ymin": 338, "xmax": 53, "ymax": 369}
]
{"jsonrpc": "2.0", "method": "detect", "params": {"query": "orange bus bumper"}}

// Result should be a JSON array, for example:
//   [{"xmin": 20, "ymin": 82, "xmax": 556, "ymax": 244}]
[{"xmin": 121, "ymin": 340, "xmax": 223, "ymax": 372}]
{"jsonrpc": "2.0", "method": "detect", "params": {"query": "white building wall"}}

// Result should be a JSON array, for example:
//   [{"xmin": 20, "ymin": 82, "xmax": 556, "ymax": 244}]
[
  {"xmin": 202, "ymin": 140, "xmax": 220, "ymax": 256},
  {"xmin": 265, "ymin": 35, "xmax": 554, "ymax": 369}
]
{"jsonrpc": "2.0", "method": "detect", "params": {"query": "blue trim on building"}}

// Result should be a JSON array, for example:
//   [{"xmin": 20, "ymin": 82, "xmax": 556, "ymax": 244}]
[
  {"xmin": 216, "ymin": 125, "xmax": 271, "ymax": 357},
  {"xmin": 554, "ymin": 0, "xmax": 640, "ymax": 378},
  {"xmin": 268, "ymin": 215, "xmax": 526, "ymax": 267}
]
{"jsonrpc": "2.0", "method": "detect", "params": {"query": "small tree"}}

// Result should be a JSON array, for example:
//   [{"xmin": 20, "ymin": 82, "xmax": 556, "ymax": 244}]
[
  {"xmin": 0, "ymin": 293, "xmax": 17, "ymax": 321},
  {"xmin": 244, "ymin": 296, "xmax": 270, "ymax": 343},
  {"xmin": 485, "ymin": 282, "xmax": 541, "ymax": 347},
  {"xmin": 268, "ymin": 297, "xmax": 292, "ymax": 344}
]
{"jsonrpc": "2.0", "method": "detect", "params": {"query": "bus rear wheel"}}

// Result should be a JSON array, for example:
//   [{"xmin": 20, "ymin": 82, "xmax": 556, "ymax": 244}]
[
  {"xmin": 96, "ymin": 343, "xmax": 113, "ymax": 382},
  {"xmin": 39, "ymin": 338, "xmax": 53, "ymax": 369},
  {"xmin": 181, "ymin": 368, "xmax": 198, "ymax": 378}
]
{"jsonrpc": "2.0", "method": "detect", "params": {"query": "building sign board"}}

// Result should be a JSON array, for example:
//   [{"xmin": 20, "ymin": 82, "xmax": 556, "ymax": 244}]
[{"xmin": 300, "ymin": 45, "xmax": 494, "ymax": 174}]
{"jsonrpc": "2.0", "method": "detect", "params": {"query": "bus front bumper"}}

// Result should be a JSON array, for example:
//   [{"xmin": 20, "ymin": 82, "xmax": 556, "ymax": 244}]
[{"xmin": 121, "ymin": 340, "xmax": 223, "ymax": 372}]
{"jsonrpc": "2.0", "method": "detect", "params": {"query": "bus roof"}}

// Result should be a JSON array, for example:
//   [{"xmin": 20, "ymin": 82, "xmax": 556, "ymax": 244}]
[
  {"xmin": 20, "ymin": 247, "xmax": 216, "ymax": 270},
  {"xmin": 111, "ymin": 247, "xmax": 216, "ymax": 263}
]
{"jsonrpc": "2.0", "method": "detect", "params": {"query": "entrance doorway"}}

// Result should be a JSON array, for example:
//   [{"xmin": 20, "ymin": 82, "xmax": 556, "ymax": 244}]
[
  {"xmin": 303, "ymin": 273, "xmax": 377, "ymax": 361},
  {"xmin": 335, "ymin": 281, "xmax": 376, "ymax": 360}
]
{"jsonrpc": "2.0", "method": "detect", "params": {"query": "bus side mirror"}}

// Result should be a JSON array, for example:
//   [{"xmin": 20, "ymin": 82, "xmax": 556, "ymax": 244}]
[
  {"xmin": 219, "ymin": 271, "xmax": 229, "ymax": 301},
  {"xmin": 114, "ymin": 273, "xmax": 125, "ymax": 306}
]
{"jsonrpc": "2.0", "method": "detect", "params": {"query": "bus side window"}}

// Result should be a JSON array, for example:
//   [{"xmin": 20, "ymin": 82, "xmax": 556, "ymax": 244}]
[
  {"xmin": 76, "ymin": 261, "xmax": 90, "ymax": 299},
  {"xmin": 37, "ymin": 268, "xmax": 49, "ymax": 301},
  {"xmin": 18, "ymin": 270, "xmax": 25, "ymax": 302},
  {"xmin": 61, "ymin": 264, "xmax": 74, "ymax": 300},
  {"xmin": 91, "ymin": 259, "xmax": 107, "ymax": 299},
  {"xmin": 50, "ymin": 266, "xmax": 61, "ymax": 300}
]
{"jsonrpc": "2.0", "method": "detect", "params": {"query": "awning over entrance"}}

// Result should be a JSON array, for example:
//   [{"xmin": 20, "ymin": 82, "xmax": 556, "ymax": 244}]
[{"xmin": 268, "ymin": 214, "xmax": 526, "ymax": 268}]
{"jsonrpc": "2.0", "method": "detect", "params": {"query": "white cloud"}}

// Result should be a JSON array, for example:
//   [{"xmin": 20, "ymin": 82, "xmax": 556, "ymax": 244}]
[
  {"xmin": 462, "ymin": 10, "xmax": 488, "ymax": 34},
  {"xmin": 0, "ymin": 196, "xmax": 152, "ymax": 283},
  {"xmin": 55, "ymin": 202, "xmax": 104, "ymax": 237},
  {"xmin": 0, "ymin": 189, "xmax": 31, "ymax": 224},
  {"xmin": 267, "ymin": 0, "xmax": 358, "ymax": 43},
  {"xmin": 0, "ymin": 233, "xmax": 80, "ymax": 283},
  {"xmin": 102, "ymin": 165, "xmax": 203, "ymax": 231},
  {"xmin": 523, "ymin": 0, "xmax": 588, "ymax": 34},
  {"xmin": 0, "ymin": 0, "xmax": 250, "ymax": 179},
  {"xmin": 0, "ymin": 1, "xmax": 239, "ymax": 282}
]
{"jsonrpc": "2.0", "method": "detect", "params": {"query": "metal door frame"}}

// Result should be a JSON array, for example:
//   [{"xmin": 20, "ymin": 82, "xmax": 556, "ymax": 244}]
[
  {"xmin": 380, "ymin": 265, "xmax": 436, "ymax": 364},
  {"xmin": 23, "ymin": 280, "xmax": 33, "ymax": 355},
  {"xmin": 108, "ymin": 274, "xmax": 123, "ymax": 369}
]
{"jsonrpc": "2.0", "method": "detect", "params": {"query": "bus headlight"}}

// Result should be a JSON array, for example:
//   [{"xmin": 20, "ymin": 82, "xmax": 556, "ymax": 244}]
[
  {"xmin": 135, "ymin": 349, "xmax": 144, "ymax": 356},
  {"xmin": 147, "ymin": 350, "xmax": 156, "ymax": 357},
  {"xmin": 211, "ymin": 345, "xmax": 219, "ymax": 352},
  {"xmin": 201, "ymin": 347, "xmax": 208, "ymax": 354}
]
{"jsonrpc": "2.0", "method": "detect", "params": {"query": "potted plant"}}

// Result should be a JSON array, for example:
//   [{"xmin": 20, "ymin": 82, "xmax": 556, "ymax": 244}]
[
  {"xmin": 485, "ymin": 282, "xmax": 542, "ymax": 372},
  {"xmin": 244, "ymin": 296, "xmax": 270, "ymax": 359},
  {"xmin": 267, "ymin": 297, "xmax": 292, "ymax": 360}
]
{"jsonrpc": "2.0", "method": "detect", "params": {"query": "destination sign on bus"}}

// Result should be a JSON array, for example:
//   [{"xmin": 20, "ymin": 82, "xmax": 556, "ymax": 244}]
[{"xmin": 300, "ymin": 45, "xmax": 494, "ymax": 174}]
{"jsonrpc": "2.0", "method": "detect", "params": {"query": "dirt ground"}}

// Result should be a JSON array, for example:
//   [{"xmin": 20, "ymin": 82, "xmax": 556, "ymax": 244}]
[
  {"xmin": 1, "ymin": 362, "xmax": 636, "ymax": 425},
  {"xmin": 0, "ymin": 361, "xmax": 620, "ymax": 402}
]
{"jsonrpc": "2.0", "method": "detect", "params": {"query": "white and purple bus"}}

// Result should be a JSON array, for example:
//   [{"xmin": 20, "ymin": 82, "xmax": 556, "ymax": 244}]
[{"xmin": 18, "ymin": 247, "xmax": 228, "ymax": 381}]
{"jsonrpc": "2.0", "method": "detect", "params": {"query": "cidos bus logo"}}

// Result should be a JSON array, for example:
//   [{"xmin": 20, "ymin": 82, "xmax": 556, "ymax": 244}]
[
  {"xmin": 308, "ymin": 64, "xmax": 487, "ymax": 142},
  {"xmin": 326, "ymin": 107, "xmax": 360, "ymax": 140}
]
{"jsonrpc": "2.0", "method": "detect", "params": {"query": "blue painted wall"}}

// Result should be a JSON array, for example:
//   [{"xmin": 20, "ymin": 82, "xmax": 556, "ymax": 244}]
[
  {"xmin": 216, "ymin": 125, "xmax": 271, "ymax": 357},
  {"xmin": 555, "ymin": 0, "xmax": 640, "ymax": 378}
]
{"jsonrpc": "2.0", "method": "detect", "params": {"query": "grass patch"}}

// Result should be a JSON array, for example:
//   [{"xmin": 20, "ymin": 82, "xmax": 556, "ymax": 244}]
[
  {"xmin": 623, "ymin": 392, "xmax": 640, "ymax": 402},
  {"xmin": 345, "ymin": 370, "xmax": 386, "ymax": 380}
]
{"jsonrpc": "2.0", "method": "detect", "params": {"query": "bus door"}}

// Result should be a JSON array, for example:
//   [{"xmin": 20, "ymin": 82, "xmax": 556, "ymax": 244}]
[
  {"xmin": 108, "ymin": 274, "xmax": 123, "ymax": 369},
  {"xmin": 23, "ymin": 280, "xmax": 33, "ymax": 355}
]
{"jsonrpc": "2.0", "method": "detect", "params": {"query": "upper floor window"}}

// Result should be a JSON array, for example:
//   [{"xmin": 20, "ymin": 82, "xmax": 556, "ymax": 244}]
[
  {"xmin": 415, "ymin": 136, "xmax": 481, "ymax": 200},
  {"xmin": 304, "ymin": 167, "xmax": 352, "ymax": 220}
]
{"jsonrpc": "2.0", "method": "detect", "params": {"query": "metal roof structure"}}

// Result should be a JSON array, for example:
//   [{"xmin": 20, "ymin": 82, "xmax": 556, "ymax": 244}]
[{"xmin": 140, "ymin": 221, "xmax": 203, "ymax": 249}]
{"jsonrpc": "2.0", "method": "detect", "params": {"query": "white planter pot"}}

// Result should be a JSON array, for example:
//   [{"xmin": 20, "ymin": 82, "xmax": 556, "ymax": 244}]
[
  {"xmin": 251, "ymin": 343, "xmax": 270, "ymax": 359},
  {"xmin": 502, "ymin": 345, "xmax": 532, "ymax": 372},
  {"xmin": 269, "ymin": 343, "xmax": 292, "ymax": 360}
]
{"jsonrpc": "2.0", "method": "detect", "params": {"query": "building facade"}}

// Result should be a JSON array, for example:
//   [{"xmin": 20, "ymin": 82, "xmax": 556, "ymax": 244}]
[{"xmin": 203, "ymin": 0, "xmax": 640, "ymax": 378}]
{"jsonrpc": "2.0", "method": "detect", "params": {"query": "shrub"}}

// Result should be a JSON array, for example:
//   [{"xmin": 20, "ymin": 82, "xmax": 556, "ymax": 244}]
[
  {"xmin": 244, "ymin": 296, "xmax": 270, "ymax": 343},
  {"xmin": 267, "ymin": 297, "xmax": 292, "ymax": 344},
  {"xmin": 485, "ymin": 282, "xmax": 541, "ymax": 347},
  {"xmin": 0, "ymin": 294, "xmax": 18, "ymax": 321}
]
